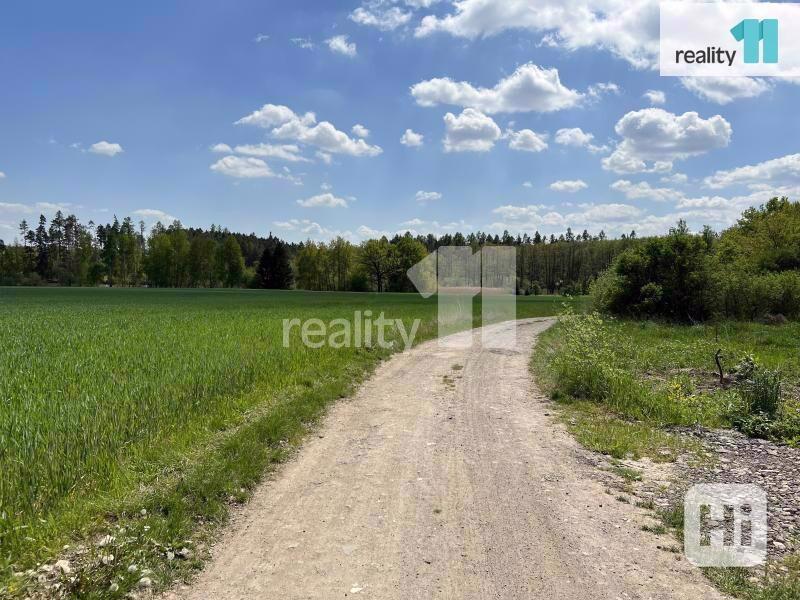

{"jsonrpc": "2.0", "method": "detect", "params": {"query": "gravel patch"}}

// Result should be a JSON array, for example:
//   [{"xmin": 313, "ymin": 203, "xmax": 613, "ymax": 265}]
[{"xmin": 677, "ymin": 427, "xmax": 800, "ymax": 560}]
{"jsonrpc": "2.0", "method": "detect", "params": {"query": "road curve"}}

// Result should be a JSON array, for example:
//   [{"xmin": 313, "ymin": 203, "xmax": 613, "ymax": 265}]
[{"xmin": 172, "ymin": 318, "xmax": 727, "ymax": 600}]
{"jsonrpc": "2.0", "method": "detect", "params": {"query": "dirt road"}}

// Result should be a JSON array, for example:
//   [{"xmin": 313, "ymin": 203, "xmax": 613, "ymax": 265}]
[{"xmin": 174, "ymin": 319, "xmax": 727, "ymax": 600}]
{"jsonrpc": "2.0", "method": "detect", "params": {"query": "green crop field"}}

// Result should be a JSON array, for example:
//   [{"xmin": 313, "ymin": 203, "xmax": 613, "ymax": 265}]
[{"xmin": 0, "ymin": 287, "xmax": 584, "ymax": 595}]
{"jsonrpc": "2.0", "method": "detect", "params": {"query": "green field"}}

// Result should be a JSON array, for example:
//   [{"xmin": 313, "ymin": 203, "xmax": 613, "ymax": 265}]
[{"xmin": 0, "ymin": 287, "xmax": 583, "ymax": 595}]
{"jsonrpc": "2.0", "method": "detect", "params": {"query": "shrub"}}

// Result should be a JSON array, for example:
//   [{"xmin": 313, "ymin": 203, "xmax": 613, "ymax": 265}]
[
  {"xmin": 728, "ymin": 356, "xmax": 793, "ymax": 441},
  {"xmin": 732, "ymin": 411, "xmax": 800, "ymax": 443},
  {"xmin": 592, "ymin": 225, "xmax": 716, "ymax": 322},
  {"xmin": 740, "ymin": 367, "xmax": 782, "ymax": 417},
  {"xmin": 349, "ymin": 271, "xmax": 370, "ymax": 292},
  {"xmin": 20, "ymin": 272, "xmax": 43, "ymax": 286},
  {"xmin": 731, "ymin": 354, "xmax": 757, "ymax": 382}
]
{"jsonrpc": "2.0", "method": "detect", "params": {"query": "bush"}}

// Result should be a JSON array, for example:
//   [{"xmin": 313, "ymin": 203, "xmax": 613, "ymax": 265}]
[
  {"xmin": 740, "ymin": 367, "xmax": 782, "ymax": 417},
  {"xmin": 349, "ymin": 271, "xmax": 370, "ymax": 292},
  {"xmin": 592, "ymin": 225, "xmax": 716, "ymax": 322},
  {"xmin": 590, "ymin": 268, "xmax": 623, "ymax": 313},
  {"xmin": 20, "ymin": 272, "xmax": 43, "ymax": 286},
  {"xmin": 732, "ymin": 411, "xmax": 800, "ymax": 443},
  {"xmin": 727, "ymin": 357, "xmax": 795, "ymax": 441},
  {"xmin": 560, "ymin": 282, "xmax": 581, "ymax": 297}
]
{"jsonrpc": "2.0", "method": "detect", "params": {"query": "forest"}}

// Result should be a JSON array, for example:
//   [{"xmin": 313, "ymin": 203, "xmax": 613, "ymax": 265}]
[{"xmin": 0, "ymin": 211, "xmax": 639, "ymax": 294}]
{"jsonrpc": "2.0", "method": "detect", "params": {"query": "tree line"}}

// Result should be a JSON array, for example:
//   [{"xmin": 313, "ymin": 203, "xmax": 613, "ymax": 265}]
[
  {"xmin": 593, "ymin": 197, "xmax": 800, "ymax": 321},
  {"xmin": 0, "ymin": 211, "xmax": 640, "ymax": 293}
]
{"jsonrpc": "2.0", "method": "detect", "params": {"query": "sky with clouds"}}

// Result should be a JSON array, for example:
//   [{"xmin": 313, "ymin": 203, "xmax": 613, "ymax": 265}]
[{"xmin": 1, "ymin": 0, "xmax": 800, "ymax": 243}]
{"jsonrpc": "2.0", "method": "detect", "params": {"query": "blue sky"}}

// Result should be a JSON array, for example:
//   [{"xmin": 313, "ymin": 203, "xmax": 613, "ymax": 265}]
[{"xmin": 1, "ymin": 0, "xmax": 800, "ymax": 242}]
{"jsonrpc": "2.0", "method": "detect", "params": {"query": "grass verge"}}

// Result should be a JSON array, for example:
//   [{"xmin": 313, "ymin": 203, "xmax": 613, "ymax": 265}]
[{"xmin": 531, "ymin": 311, "xmax": 800, "ymax": 599}]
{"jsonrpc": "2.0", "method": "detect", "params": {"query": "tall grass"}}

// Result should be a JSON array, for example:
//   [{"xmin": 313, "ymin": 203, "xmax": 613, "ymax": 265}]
[{"xmin": 544, "ymin": 311, "xmax": 728, "ymax": 427}]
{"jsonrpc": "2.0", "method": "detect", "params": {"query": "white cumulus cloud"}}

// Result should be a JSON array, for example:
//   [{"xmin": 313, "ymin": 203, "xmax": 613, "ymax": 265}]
[
  {"xmin": 274, "ymin": 218, "xmax": 353, "ymax": 240},
  {"xmin": 411, "ymin": 63, "xmax": 582, "ymax": 114},
  {"xmin": 350, "ymin": 5, "xmax": 412, "ymax": 30},
  {"xmin": 415, "ymin": 0, "xmax": 660, "ymax": 69},
  {"xmin": 703, "ymin": 153, "xmax": 800, "ymax": 189},
  {"xmin": 357, "ymin": 224, "xmax": 391, "ymax": 238},
  {"xmin": 415, "ymin": 190, "xmax": 442, "ymax": 203},
  {"xmin": 610, "ymin": 179, "xmax": 683, "ymax": 202},
  {"xmin": 400, "ymin": 128, "xmax": 424, "ymax": 147},
  {"xmin": 297, "ymin": 192, "xmax": 349, "ymax": 208},
  {"xmin": 507, "ymin": 129, "xmax": 548, "ymax": 153},
  {"xmin": 132, "ymin": 208, "xmax": 177, "ymax": 223},
  {"xmin": 490, "ymin": 202, "xmax": 644, "ymax": 236},
  {"xmin": 326, "ymin": 35, "xmax": 357, "ymax": 57},
  {"xmin": 680, "ymin": 77, "xmax": 772, "ymax": 105},
  {"xmin": 443, "ymin": 108, "xmax": 501, "ymax": 152},
  {"xmin": 351, "ymin": 124, "xmax": 370, "ymax": 138},
  {"xmin": 661, "ymin": 172, "xmax": 688, "ymax": 185},
  {"xmin": 549, "ymin": 179, "xmax": 587, "ymax": 193},
  {"xmin": 89, "ymin": 141, "xmax": 124, "ymax": 157},
  {"xmin": 602, "ymin": 108, "xmax": 731, "ymax": 174},
  {"xmin": 233, "ymin": 143, "xmax": 310, "ymax": 162},
  {"xmin": 210, "ymin": 156, "xmax": 275, "ymax": 179},
  {"xmin": 554, "ymin": 127, "xmax": 607, "ymax": 153},
  {"xmin": 643, "ymin": 90, "xmax": 666, "ymax": 105},
  {"xmin": 236, "ymin": 104, "xmax": 382, "ymax": 157}
]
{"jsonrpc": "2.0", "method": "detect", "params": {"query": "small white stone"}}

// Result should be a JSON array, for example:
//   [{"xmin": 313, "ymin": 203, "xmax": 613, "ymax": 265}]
[{"xmin": 54, "ymin": 560, "xmax": 72, "ymax": 574}]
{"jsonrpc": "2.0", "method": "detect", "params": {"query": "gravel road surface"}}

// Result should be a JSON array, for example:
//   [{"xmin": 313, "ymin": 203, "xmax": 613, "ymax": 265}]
[{"xmin": 173, "ymin": 318, "xmax": 727, "ymax": 600}]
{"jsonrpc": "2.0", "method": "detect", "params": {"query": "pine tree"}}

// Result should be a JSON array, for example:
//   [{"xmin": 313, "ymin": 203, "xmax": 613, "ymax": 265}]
[
  {"xmin": 270, "ymin": 240, "xmax": 294, "ymax": 289},
  {"xmin": 256, "ymin": 245, "xmax": 274, "ymax": 289},
  {"xmin": 258, "ymin": 241, "xmax": 293, "ymax": 289}
]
